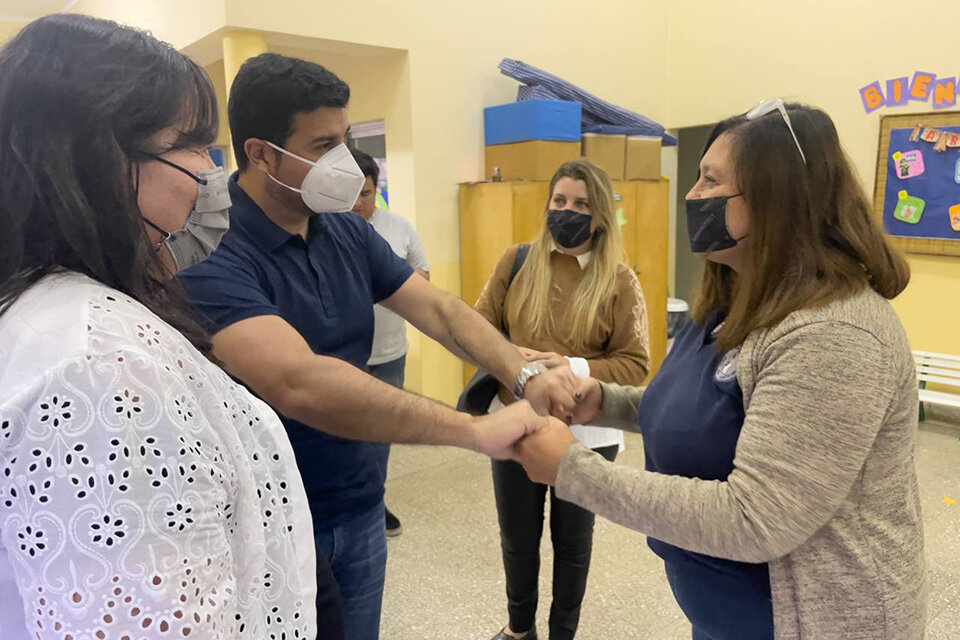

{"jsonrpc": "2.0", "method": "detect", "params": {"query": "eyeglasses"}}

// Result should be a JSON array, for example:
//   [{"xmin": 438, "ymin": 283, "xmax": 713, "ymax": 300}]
[
  {"xmin": 745, "ymin": 98, "xmax": 807, "ymax": 165},
  {"xmin": 148, "ymin": 153, "xmax": 209, "ymax": 185}
]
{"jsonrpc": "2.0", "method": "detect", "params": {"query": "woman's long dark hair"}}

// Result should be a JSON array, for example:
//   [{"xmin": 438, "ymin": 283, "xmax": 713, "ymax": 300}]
[{"xmin": 0, "ymin": 14, "xmax": 218, "ymax": 352}]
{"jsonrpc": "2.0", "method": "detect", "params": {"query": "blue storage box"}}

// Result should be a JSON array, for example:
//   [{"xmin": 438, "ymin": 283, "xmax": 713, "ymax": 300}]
[{"xmin": 483, "ymin": 99, "xmax": 582, "ymax": 146}]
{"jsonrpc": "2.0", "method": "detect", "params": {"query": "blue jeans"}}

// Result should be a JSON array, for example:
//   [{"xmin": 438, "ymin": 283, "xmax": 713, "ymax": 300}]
[
  {"xmin": 368, "ymin": 355, "xmax": 406, "ymax": 477},
  {"xmin": 312, "ymin": 356, "xmax": 402, "ymax": 640},
  {"xmin": 316, "ymin": 504, "xmax": 388, "ymax": 640}
]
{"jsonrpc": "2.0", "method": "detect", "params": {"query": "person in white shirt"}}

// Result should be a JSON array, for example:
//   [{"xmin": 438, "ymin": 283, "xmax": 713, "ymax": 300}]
[
  {"xmin": 350, "ymin": 149, "xmax": 430, "ymax": 537},
  {"xmin": 0, "ymin": 16, "xmax": 565, "ymax": 640}
]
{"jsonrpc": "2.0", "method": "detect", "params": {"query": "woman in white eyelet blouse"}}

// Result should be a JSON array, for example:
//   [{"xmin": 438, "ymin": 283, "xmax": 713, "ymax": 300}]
[
  {"xmin": 0, "ymin": 14, "xmax": 316, "ymax": 640},
  {"xmin": 0, "ymin": 276, "xmax": 316, "ymax": 639}
]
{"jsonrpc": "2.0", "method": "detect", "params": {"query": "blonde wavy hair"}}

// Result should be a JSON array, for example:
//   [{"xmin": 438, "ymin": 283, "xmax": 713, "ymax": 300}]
[{"xmin": 511, "ymin": 159, "xmax": 625, "ymax": 351}]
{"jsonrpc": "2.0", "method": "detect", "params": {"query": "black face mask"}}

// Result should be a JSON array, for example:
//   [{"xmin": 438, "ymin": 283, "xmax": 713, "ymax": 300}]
[
  {"xmin": 548, "ymin": 209, "xmax": 593, "ymax": 249},
  {"xmin": 685, "ymin": 193, "xmax": 746, "ymax": 253}
]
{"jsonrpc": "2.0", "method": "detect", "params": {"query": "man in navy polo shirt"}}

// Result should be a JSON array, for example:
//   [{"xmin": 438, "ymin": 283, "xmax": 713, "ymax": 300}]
[{"xmin": 180, "ymin": 53, "xmax": 578, "ymax": 640}]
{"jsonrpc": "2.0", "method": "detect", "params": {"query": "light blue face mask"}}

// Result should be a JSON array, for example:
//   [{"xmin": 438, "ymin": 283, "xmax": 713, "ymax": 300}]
[{"xmin": 142, "ymin": 157, "xmax": 232, "ymax": 272}]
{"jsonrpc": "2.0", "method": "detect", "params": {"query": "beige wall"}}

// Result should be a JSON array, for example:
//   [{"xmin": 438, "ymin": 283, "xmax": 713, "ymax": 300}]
[
  {"xmin": 664, "ymin": 0, "xmax": 960, "ymax": 355},
  {"xmin": 221, "ymin": 0, "xmax": 671, "ymax": 403},
  {"xmin": 203, "ymin": 59, "xmax": 232, "ymax": 153},
  {"xmin": 0, "ymin": 20, "xmax": 24, "ymax": 43},
  {"xmin": 4, "ymin": 0, "xmax": 955, "ymax": 398},
  {"xmin": 71, "ymin": 0, "xmax": 226, "ymax": 50}
]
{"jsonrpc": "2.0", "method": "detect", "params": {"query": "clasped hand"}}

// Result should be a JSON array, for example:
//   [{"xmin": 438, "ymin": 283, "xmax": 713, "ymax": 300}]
[{"xmin": 471, "ymin": 348, "xmax": 605, "ymax": 484}]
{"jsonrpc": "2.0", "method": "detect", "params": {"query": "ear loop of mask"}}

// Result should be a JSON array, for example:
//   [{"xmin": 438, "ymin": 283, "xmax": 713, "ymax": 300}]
[
  {"xmin": 263, "ymin": 141, "xmax": 308, "ymax": 193},
  {"xmin": 135, "ymin": 160, "xmax": 172, "ymax": 248},
  {"xmin": 726, "ymin": 193, "xmax": 749, "ymax": 243},
  {"xmin": 138, "ymin": 153, "xmax": 210, "ymax": 245}
]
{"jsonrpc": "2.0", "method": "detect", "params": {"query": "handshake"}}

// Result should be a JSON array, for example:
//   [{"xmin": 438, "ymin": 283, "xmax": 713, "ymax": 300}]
[{"xmin": 471, "ymin": 348, "xmax": 602, "ymax": 485}]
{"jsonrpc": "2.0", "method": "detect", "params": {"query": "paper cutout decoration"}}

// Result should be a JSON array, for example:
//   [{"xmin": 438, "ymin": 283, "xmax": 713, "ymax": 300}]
[
  {"xmin": 909, "ymin": 71, "xmax": 937, "ymax": 101},
  {"xmin": 892, "ymin": 151, "xmax": 925, "ymax": 178},
  {"xmin": 950, "ymin": 205, "xmax": 960, "ymax": 232},
  {"xmin": 934, "ymin": 132, "xmax": 949, "ymax": 152},
  {"xmin": 907, "ymin": 123, "xmax": 960, "ymax": 151},
  {"xmin": 893, "ymin": 190, "xmax": 925, "ymax": 224},
  {"xmin": 933, "ymin": 77, "xmax": 958, "ymax": 109},
  {"xmin": 955, "ymin": 157, "xmax": 960, "ymax": 184},
  {"xmin": 859, "ymin": 71, "xmax": 960, "ymax": 112},
  {"xmin": 885, "ymin": 77, "xmax": 909, "ymax": 107},
  {"xmin": 859, "ymin": 81, "xmax": 885, "ymax": 113}
]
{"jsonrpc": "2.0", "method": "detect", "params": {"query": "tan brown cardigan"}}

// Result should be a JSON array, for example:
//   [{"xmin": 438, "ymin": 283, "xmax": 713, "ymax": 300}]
[{"xmin": 475, "ymin": 244, "xmax": 651, "ymax": 404}]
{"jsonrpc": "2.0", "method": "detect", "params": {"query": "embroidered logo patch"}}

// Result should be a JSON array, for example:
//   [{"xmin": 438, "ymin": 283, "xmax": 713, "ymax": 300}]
[{"xmin": 715, "ymin": 347, "xmax": 740, "ymax": 383}]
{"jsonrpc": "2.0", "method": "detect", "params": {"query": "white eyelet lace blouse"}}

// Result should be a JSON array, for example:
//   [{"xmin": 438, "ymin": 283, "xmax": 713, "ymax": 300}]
[{"xmin": 0, "ymin": 272, "xmax": 317, "ymax": 639}]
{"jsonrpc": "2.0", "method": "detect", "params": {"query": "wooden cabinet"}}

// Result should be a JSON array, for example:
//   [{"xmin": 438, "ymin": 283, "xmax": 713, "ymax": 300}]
[
  {"xmin": 616, "ymin": 180, "xmax": 669, "ymax": 382},
  {"xmin": 459, "ymin": 179, "xmax": 669, "ymax": 386}
]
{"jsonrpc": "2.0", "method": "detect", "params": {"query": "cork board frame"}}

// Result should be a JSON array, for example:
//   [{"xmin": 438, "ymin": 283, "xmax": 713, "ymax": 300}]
[{"xmin": 874, "ymin": 110, "xmax": 960, "ymax": 257}]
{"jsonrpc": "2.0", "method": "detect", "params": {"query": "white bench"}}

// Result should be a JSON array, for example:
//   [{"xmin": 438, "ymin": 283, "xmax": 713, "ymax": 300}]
[{"xmin": 913, "ymin": 350, "xmax": 960, "ymax": 427}]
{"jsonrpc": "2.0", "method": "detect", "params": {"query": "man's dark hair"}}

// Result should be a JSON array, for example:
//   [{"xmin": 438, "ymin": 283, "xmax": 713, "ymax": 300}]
[
  {"xmin": 228, "ymin": 53, "xmax": 350, "ymax": 170},
  {"xmin": 351, "ymin": 148, "xmax": 379, "ymax": 185}
]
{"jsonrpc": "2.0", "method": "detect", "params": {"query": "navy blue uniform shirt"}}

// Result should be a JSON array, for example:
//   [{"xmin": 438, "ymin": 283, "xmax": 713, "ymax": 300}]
[
  {"xmin": 180, "ymin": 174, "xmax": 413, "ymax": 529},
  {"xmin": 637, "ymin": 311, "xmax": 773, "ymax": 639}
]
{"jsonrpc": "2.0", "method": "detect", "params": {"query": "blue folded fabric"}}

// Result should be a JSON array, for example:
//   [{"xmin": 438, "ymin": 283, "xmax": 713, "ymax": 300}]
[
  {"xmin": 521, "ymin": 84, "xmax": 678, "ymax": 144},
  {"xmin": 519, "ymin": 84, "xmax": 604, "ymax": 123},
  {"xmin": 502, "ymin": 58, "xmax": 676, "ymax": 146},
  {"xmin": 516, "ymin": 84, "xmax": 553, "ymax": 101}
]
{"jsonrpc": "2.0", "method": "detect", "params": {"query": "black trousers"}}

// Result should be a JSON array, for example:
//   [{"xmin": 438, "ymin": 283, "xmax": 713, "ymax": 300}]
[
  {"xmin": 492, "ymin": 445, "xmax": 618, "ymax": 640},
  {"xmin": 316, "ymin": 544, "xmax": 346, "ymax": 640}
]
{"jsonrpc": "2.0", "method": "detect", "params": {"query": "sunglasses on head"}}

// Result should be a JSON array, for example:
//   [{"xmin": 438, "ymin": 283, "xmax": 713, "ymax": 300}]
[{"xmin": 745, "ymin": 98, "xmax": 807, "ymax": 165}]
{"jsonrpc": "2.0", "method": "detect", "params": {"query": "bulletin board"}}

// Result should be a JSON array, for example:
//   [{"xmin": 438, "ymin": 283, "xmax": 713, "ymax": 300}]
[{"xmin": 874, "ymin": 111, "xmax": 960, "ymax": 257}]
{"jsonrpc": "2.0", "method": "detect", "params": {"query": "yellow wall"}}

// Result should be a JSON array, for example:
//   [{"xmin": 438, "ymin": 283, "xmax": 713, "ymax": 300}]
[
  {"xmin": 890, "ymin": 256, "xmax": 960, "ymax": 354},
  {"xmin": 0, "ymin": 20, "xmax": 24, "ymax": 43},
  {"xmin": 61, "ymin": 0, "xmax": 671, "ymax": 404},
  {"xmin": 203, "ymin": 59, "xmax": 232, "ymax": 154},
  {"xmin": 19, "ymin": 0, "xmax": 954, "ymax": 400},
  {"xmin": 71, "ymin": 0, "xmax": 226, "ymax": 50},
  {"xmin": 220, "ymin": 0, "xmax": 671, "ymax": 404},
  {"xmin": 663, "ymin": 0, "xmax": 960, "ymax": 357}
]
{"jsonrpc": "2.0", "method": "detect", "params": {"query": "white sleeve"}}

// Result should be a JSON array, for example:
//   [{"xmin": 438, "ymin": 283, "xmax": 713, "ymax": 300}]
[
  {"xmin": 0, "ymin": 351, "xmax": 236, "ymax": 639},
  {"xmin": 403, "ymin": 219, "xmax": 430, "ymax": 272},
  {"xmin": 565, "ymin": 356, "xmax": 591, "ymax": 379}
]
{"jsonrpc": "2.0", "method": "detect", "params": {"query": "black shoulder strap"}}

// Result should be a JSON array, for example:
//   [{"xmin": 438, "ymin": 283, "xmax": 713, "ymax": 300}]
[
  {"xmin": 507, "ymin": 243, "xmax": 530, "ymax": 289},
  {"xmin": 500, "ymin": 243, "xmax": 530, "ymax": 337}
]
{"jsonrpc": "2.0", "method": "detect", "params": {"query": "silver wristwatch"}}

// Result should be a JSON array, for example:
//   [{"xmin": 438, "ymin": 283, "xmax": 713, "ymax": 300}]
[{"xmin": 513, "ymin": 362, "xmax": 548, "ymax": 399}]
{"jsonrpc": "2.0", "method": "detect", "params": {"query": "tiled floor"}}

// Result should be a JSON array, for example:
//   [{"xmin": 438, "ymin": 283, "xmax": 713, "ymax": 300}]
[{"xmin": 380, "ymin": 420, "xmax": 960, "ymax": 639}]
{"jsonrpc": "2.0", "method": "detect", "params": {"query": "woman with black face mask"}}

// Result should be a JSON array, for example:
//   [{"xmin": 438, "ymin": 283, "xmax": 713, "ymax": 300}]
[
  {"xmin": 0, "ymin": 14, "xmax": 328, "ymax": 640},
  {"xmin": 514, "ymin": 101, "xmax": 925, "ymax": 640},
  {"xmin": 474, "ymin": 159, "xmax": 650, "ymax": 640}
]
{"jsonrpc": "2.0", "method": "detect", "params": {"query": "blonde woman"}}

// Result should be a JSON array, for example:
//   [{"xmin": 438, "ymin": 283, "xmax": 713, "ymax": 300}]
[{"xmin": 476, "ymin": 159, "xmax": 650, "ymax": 640}]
